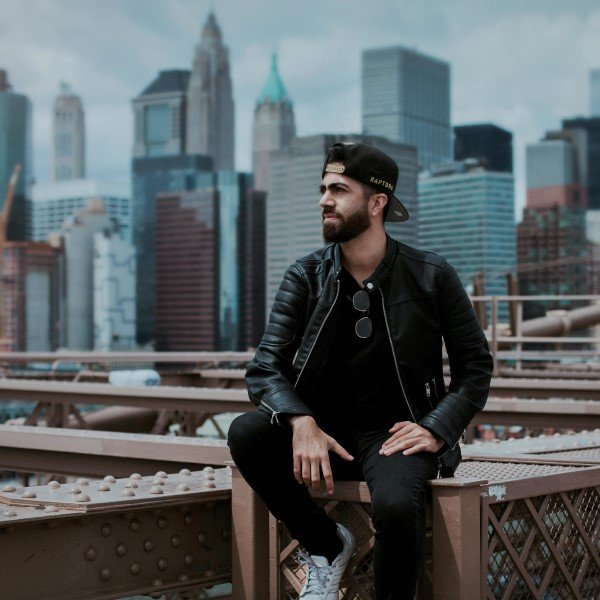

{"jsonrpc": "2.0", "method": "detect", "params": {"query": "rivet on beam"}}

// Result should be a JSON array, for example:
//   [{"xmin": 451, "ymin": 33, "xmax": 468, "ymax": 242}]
[
  {"xmin": 155, "ymin": 471, "xmax": 168, "ymax": 479},
  {"xmin": 130, "ymin": 473, "xmax": 143, "ymax": 480},
  {"xmin": 179, "ymin": 468, "xmax": 191, "ymax": 476},
  {"xmin": 101, "ymin": 524, "xmax": 112, "ymax": 537},
  {"xmin": 99, "ymin": 567, "xmax": 111, "ymax": 581},
  {"xmin": 115, "ymin": 543, "xmax": 127, "ymax": 557},
  {"xmin": 2, "ymin": 485, "xmax": 16, "ymax": 492},
  {"xmin": 76, "ymin": 494, "xmax": 91, "ymax": 503},
  {"xmin": 149, "ymin": 486, "xmax": 164, "ymax": 495},
  {"xmin": 104, "ymin": 475, "xmax": 117, "ymax": 483},
  {"xmin": 47, "ymin": 481, "xmax": 61, "ymax": 489}
]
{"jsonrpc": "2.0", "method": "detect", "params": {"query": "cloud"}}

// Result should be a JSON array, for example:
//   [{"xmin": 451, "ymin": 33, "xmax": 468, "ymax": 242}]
[{"xmin": 1, "ymin": 0, "xmax": 599, "ymax": 223}]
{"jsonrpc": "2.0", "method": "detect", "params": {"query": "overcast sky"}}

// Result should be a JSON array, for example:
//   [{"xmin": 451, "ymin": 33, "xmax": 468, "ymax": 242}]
[{"xmin": 2, "ymin": 0, "xmax": 600, "ymax": 220}]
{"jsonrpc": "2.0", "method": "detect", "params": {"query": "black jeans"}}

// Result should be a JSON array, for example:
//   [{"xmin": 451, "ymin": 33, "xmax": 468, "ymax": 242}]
[{"xmin": 227, "ymin": 409, "xmax": 439, "ymax": 600}]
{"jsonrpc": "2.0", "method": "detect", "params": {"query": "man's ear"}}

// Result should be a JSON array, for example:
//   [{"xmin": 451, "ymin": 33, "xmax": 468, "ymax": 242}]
[{"xmin": 371, "ymin": 193, "xmax": 388, "ymax": 217}]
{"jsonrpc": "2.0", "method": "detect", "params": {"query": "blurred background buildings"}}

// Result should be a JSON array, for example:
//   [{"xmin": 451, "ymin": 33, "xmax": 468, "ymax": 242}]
[{"xmin": 1, "ymin": 8, "xmax": 599, "ymax": 352}]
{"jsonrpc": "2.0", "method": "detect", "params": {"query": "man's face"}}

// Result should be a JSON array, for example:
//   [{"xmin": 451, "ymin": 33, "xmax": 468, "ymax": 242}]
[{"xmin": 319, "ymin": 172, "xmax": 371, "ymax": 243}]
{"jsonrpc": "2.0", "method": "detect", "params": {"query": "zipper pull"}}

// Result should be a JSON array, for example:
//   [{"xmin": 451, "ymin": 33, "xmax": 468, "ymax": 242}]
[
  {"xmin": 425, "ymin": 382, "xmax": 430, "ymax": 398},
  {"xmin": 437, "ymin": 459, "xmax": 442, "ymax": 479},
  {"xmin": 270, "ymin": 410, "xmax": 280, "ymax": 426}
]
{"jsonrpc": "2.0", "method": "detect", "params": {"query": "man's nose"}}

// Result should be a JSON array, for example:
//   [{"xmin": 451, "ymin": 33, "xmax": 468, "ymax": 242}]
[{"xmin": 319, "ymin": 190, "xmax": 334, "ymax": 208}]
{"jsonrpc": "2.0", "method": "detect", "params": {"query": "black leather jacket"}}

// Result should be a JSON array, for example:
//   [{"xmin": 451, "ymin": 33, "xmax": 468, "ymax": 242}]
[{"xmin": 246, "ymin": 234, "xmax": 493, "ymax": 477}]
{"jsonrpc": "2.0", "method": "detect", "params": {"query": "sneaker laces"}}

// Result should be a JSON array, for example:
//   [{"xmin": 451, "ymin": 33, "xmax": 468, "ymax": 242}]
[{"xmin": 297, "ymin": 550, "xmax": 331, "ymax": 594}]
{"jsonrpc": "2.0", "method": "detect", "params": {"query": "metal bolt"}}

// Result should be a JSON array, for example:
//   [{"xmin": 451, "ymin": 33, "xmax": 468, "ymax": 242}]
[
  {"xmin": 203, "ymin": 473, "xmax": 215, "ymax": 480},
  {"xmin": 178, "ymin": 574, "xmax": 190, "ymax": 582},
  {"xmin": 3, "ymin": 510, "xmax": 17, "ymax": 518},
  {"xmin": 151, "ymin": 479, "xmax": 165, "ymax": 486},
  {"xmin": 176, "ymin": 484, "xmax": 191, "ymax": 492},
  {"xmin": 184, "ymin": 513, "xmax": 194, "ymax": 526},
  {"xmin": 125, "ymin": 481, "xmax": 138, "ymax": 489},
  {"xmin": 179, "ymin": 468, "xmax": 191, "ymax": 476},
  {"xmin": 115, "ymin": 543, "xmax": 127, "ymax": 557},
  {"xmin": 203, "ymin": 466, "xmax": 214, "ymax": 473},
  {"xmin": 84, "ymin": 547, "xmax": 97, "ymax": 561},
  {"xmin": 47, "ymin": 481, "xmax": 61, "ymax": 489},
  {"xmin": 203, "ymin": 482, "xmax": 216, "ymax": 489},
  {"xmin": 129, "ymin": 473, "xmax": 142, "ymax": 480},
  {"xmin": 44, "ymin": 506, "xmax": 58, "ymax": 513},
  {"xmin": 184, "ymin": 554, "xmax": 194, "ymax": 567},
  {"xmin": 76, "ymin": 478, "xmax": 90, "ymax": 486},
  {"xmin": 103, "ymin": 475, "xmax": 117, "ymax": 483},
  {"xmin": 204, "ymin": 569, "xmax": 216, "ymax": 577},
  {"xmin": 197, "ymin": 532, "xmax": 207, "ymax": 544},
  {"xmin": 69, "ymin": 486, "xmax": 82, "ymax": 495},
  {"xmin": 99, "ymin": 567, "xmax": 111, "ymax": 581},
  {"xmin": 144, "ymin": 539, "xmax": 155, "ymax": 552},
  {"xmin": 121, "ymin": 489, "xmax": 135, "ymax": 498},
  {"xmin": 130, "ymin": 562, "xmax": 141, "ymax": 576},
  {"xmin": 101, "ymin": 524, "xmax": 112, "ymax": 537},
  {"xmin": 157, "ymin": 516, "xmax": 168, "ymax": 529},
  {"xmin": 157, "ymin": 558, "xmax": 168, "ymax": 571},
  {"xmin": 97, "ymin": 484, "xmax": 111, "ymax": 492},
  {"xmin": 151, "ymin": 578, "xmax": 163, "ymax": 587},
  {"xmin": 2, "ymin": 484, "xmax": 16, "ymax": 492},
  {"xmin": 155, "ymin": 471, "xmax": 168, "ymax": 479},
  {"xmin": 22, "ymin": 490, "xmax": 36, "ymax": 498},
  {"xmin": 130, "ymin": 518, "xmax": 141, "ymax": 532},
  {"xmin": 76, "ymin": 494, "xmax": 91, "ymax": 503},
  {"xmin": 171, "ymin": 535, "xmax": 181, "ymax": 548},
  {"xmin": 149, "ymin": 486, "xmax": 164, "ymax": 495}
]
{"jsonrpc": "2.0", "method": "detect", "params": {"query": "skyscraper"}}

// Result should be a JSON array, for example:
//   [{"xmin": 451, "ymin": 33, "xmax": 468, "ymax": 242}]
[
  {"xmin": 362, "ymin": 47, "xmax": 451, "ymax": 171},
  {"xmin": 517, "ymin": 137, "xmax": 588, "ymax": 317},
  {"xmin": 1, "ymin": 240, "xmax": 62, "ymax": 351},
  {"xmin": 590, "ymin": 69, "xmax": 600, "ymax": 116},
  {"xmin": 186, "ymin": 12, "xmax": 235, "ymax": 170},
  {"xmin": 252, "ymin": 54, "xmax": 296, "ymax": 192},
  {"xmin": 52, "ymin": 83, "xmax": 85, "ymax": 181},
  {"xmin": 30, "ymin": 179, "xmax": 130, "ymax": 242},
  {"xmin": 418, "ymin": 161, "xmax": 515, "ymax": 322},
  {"xmin": 454, "ymin": 124, "xmax": 513, "ymax": 173},
  {"xmin": 155, "ymin": 173, "xmax": 258, "ymax": 351},
  {"xmin": 131, "ymin": 68, "xmax": 214, "ymax": 345},
  {"xmin": 266, "ymin": 134, "xmax": 418, "ymax": 312},
  {"xmin": 562, "ymin": 117, "xmax": 600, "ymax": 209},
  {"xmin": 59, "ymin": 200, "xmax": 120, "ymax": 350},
  {"xmin": 0, "ymin": 69, "xmax": 32, "ymax": 241}
]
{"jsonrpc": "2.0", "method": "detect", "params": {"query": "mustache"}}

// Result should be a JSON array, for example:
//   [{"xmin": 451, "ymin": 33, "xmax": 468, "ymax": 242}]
[{"xmin": 322, "ymin": 208, "xmax": 342, "ymax": 218}]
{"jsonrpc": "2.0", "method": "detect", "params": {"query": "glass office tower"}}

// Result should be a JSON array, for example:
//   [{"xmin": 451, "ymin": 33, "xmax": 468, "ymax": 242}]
[
  {"xmin": 362, "ymin": 46, "xmax": 451, "ymax": 171},
  {"xmin": 419, "ymin": 161, "xmax": 516, "ymax": 322}
]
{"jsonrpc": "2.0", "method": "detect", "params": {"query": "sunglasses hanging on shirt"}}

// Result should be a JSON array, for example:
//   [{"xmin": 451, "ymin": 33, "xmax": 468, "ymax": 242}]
[{"xmin": 352, "ymin": 289, "xmax": 372, "ymax": 339}]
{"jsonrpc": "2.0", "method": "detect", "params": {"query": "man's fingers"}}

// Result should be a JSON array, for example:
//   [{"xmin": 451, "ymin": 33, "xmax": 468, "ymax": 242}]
[
  {"xmin": 402, "ymin": 443, "xmax": 429, "ymax": 456},
  {"xmin": 330, "ymin": 441, "xmax": 354, "ymax": 461},
  {"xmin": 301, "ymin": 457, "xmax": 311, "ymax": 487},
  {"xmin": 380, "ymin": 434, "xmax": 423, "ymax": 455},
  {"xmin": 389, "ymin": 420, "xmax": 411, "ymax": 433},
  {"xmin": 293, "ymin": 454, "xmax": 302, "ymax": 485},
  {"xmin": 321, "ymin": 459, "xmax": 334, "ymax": 495},
  {"xmin": 310, "ymin": 458, "xmax": 322, "ymax": 492}
]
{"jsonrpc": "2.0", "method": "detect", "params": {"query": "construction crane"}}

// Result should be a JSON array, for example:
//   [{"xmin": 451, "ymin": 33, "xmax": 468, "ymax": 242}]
[{"xmin": 0, "ymin": 164, "xmax": 22, "ymax": 342}]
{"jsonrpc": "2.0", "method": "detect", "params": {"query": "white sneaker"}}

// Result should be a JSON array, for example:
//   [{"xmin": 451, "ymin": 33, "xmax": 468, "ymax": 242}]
[{"xmin": 298, "ymin": 523, "xmax": 356, "ymax": 599}]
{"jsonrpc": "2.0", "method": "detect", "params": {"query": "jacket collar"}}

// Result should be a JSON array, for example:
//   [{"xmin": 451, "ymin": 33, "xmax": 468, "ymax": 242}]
[{"xmin": 331, "ymin": 233, "xmax": 397, "ymax": 290}]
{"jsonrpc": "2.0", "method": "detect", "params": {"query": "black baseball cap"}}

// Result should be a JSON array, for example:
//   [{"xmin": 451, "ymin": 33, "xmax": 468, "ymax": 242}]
[{"xmin": 322, "ymin": 142, "xmax": 409, "ymax": 222}]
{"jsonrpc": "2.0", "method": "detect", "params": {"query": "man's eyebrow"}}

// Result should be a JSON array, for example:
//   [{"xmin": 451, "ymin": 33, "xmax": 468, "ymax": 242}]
[{"xmin": 319, "ymin": 182, "xmax": 349, "ymax": 193}]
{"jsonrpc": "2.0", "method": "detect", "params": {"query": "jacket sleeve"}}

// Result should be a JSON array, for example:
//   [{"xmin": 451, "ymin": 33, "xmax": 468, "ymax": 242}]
[
  {"xmin": 418, "ymin": 259, "xmax": 494, "ymax": 451},
  {"xmin": 245, "ymin": 262, "xmax": 316, "ymax": 425}
]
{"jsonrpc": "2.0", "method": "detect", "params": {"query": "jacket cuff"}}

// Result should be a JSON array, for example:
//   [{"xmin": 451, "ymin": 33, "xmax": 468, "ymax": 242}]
[{"xmin": 418, "ymin": 414, "xmax": 455, "ymax": 452}]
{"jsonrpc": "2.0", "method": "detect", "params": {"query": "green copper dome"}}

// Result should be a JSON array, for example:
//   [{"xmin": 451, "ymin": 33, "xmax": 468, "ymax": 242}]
[{"xmin": 257, "ymin": 54, "xmax": 291, "ymax": 105}]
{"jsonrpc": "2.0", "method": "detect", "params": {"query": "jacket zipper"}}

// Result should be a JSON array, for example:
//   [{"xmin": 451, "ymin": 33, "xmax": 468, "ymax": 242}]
[
  {"xmin": 379, "ymin": 288, "xmax": 416, "ymax": 423},
  {"xmin": 261, "ymin": 398, "xmax": 281, "ymax": 425},
  {"xmin": 379, "ymin": 290, "xmax": 443, "ymax": 476},
  {"xmin": 294, "ymin": 279, "xmax": 341, "ymax": 391},
  {"xmin": 424, "ymin": 382, "xmax": 434, "ymax": 410}
]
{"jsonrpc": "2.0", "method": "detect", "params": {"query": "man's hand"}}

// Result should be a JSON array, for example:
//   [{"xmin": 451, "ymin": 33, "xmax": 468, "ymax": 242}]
[
  {"xmin": 379, "ymin": 421, "xmax": 445, "ymax": 456},
  {"xmin": 289, "ymin": 415, "xmax": 354, "ymax": 495}
]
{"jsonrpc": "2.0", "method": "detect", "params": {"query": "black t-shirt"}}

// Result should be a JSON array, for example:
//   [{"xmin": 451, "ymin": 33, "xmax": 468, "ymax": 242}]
[{"xmin": 313, "ymin": 266, "xmax": 412, "ymax": 433}]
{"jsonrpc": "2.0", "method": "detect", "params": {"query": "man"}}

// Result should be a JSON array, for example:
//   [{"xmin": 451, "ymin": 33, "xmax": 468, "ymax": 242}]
[{"xmin": 227, "ymin": 142, "xmax": 493, "ymax": 599}]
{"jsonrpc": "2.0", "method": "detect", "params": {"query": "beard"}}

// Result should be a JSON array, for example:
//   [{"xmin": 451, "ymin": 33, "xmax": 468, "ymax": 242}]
[{"xmin": 322, "ymin": 202, "xmax": 371, "ymax": 243}]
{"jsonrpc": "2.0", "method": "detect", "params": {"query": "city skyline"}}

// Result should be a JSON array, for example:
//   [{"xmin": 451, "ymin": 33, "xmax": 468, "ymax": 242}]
[{"xmin": 2, "ymin": 0, "xmax": 600, "ymax": 220}]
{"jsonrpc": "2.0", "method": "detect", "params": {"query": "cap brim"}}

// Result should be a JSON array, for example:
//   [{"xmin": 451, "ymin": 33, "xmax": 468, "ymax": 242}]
[{"xmin": 385, "ymin": 194, "xmax": 409, "ymax": 222}]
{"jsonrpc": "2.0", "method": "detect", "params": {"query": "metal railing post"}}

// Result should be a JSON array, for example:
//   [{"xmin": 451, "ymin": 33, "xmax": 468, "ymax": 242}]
[
  {"xmin": 430, "ymin": 477, "xmax": 486, "ymax": 600},
  {"xmin": 491, "ymin": 297, "xmax": 499, "ymax": 376},
  {"xmin": 229, "ymin": 461, "xmax": 270, "ymax": 600}
]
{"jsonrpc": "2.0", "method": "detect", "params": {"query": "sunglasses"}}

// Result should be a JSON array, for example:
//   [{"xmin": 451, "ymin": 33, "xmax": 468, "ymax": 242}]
[{"xmin": 352, "ymin": 289, "xmax": 372, "ymax": 339}]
